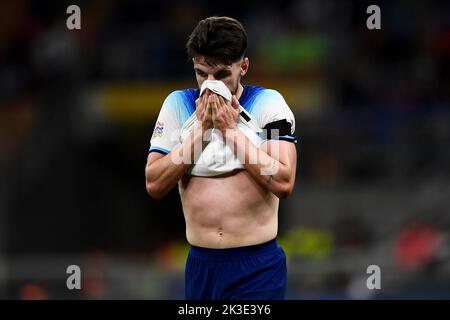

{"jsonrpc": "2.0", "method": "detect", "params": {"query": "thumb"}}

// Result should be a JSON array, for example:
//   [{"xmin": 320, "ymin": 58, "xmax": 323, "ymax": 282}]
[{"xmin": 231, "ymin": 95, "xmax": 240, "ymax": 110}]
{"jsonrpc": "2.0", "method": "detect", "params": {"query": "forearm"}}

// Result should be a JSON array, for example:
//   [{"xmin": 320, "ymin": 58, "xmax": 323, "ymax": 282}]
[
  {"xmin": 146, "ymin": 126, "xmax": 208, "ymax": 198},
  {"xmin": 226, "ymin": 129, "xmax": 294, "ymax": 198}
]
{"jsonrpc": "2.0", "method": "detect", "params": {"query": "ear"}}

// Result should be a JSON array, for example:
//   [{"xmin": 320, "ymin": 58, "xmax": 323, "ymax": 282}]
[{"xmin": 240, "ymin": 57, "xmax": 249, "ymax": 76}]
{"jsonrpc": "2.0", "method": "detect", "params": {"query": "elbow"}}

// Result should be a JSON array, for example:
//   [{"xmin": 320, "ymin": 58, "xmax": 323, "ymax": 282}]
[
  {"xmin": 146, "ymin": 181, "xmax": 165, "ymax": 200},
  {"xmin": 273, "ymin": 182, "xmax": 294, "ymax": 199},
  {"xmin": 145, "ymin": 164, "xmax": 166, "ymax": 200}
]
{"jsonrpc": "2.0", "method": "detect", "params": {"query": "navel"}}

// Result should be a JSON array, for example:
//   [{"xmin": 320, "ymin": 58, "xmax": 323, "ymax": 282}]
[{"xmin": 217, "ymin": 228, "xmax": 224, "ymax": 244}]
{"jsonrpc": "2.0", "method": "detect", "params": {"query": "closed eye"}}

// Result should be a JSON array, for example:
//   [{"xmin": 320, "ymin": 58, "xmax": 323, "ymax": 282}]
[
  {"xmin": 195, "ymin": 69, "xmax": 207, "ymax": 77},
  {"xmin": 214, "ymin": 71, "xmax": 231, "ymax": 79}
]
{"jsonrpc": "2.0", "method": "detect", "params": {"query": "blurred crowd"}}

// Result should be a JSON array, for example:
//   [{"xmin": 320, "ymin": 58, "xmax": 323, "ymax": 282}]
[{"xmin": 0, "ymin": 0, "xmax": 449, "ymax": 299}]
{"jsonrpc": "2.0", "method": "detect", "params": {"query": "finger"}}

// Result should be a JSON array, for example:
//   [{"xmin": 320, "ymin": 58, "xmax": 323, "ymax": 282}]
[
  {"xmin": 212, "ymin": 94, "xmax": 219, "ymax": 109},
  {"xmin": 213, "ymin": 94, "xmax": 223, "ymax": 112},
  {"xmin": 205, "ymin": 96, "xmax": 214, "ymax": 118},
  {"xmin": 210, "ymin": 95, "xmax": 219, "ymax": 117},
  {"xmin": 198, "ymin": 95, "xmax": 206, "ymax": 113},
  {"xmin": 231, "ymin": 95, "xmax": 240, "ymax": 110},
  {"xmin": 218, "ymin": 95, "xmax": 228, "ymax": 110},
  {"xmin": 208, "ymin": 97, "xmax": 216, "ymax": 126},
  {"xmin": 204, "ymin": 93, "xmax": 209, "ymax": 106},
  {"xmin": 205, "ymin": 99, "xmax": 212, "ymax": 116},
  {"xmin": 208, "ymin": 94, "xmax": 217, "ymax": 108},
  {"xmin": 206, "ymin": 93, "xmax": 213, "ymax": 105}
]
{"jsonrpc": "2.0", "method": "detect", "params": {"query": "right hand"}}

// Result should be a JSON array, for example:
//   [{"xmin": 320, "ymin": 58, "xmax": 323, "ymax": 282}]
[{"xmin": 195, "ymin": 90, "xmax": 214, "ymax": 132}]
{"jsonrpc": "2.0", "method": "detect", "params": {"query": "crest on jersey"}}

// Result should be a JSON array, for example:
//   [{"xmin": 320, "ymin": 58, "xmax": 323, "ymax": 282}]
[{"xmin": 152, "ymin": 121, "xmax": 165, "ymax": 138}]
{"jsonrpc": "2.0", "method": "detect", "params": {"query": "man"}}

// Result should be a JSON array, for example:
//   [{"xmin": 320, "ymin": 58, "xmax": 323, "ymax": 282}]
[{"xmin": 145, "ymin": 16, "xmax": 297, "ymax": 300}]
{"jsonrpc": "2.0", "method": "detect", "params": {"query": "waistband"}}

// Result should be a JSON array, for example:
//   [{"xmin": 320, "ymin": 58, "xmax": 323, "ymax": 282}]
[{"xmin": 188, "ymin": 238, "xmax": 279, "ymax": 262}]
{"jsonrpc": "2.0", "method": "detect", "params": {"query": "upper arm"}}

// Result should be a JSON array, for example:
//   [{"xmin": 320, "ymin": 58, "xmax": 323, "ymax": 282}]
[
  {"xmin": 255, "ymin": 89, "xmax": 298, "ymax": 179},
  {"xmin": 148, "ymin": 91, "xmax": 182, "ymax": 156},
  {"xmin": 253, "ymin": 89, "xmax": 297, "ymax": 143}
]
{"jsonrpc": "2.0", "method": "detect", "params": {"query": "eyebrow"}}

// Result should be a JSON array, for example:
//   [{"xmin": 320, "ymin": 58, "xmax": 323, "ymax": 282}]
[
  {"xmin": 194, "ymin": 67, "xmax": 232, "ymax": 75},
  {"xmin": 194, "ymin": 68, "xmax": 207, "ymax": 73}
]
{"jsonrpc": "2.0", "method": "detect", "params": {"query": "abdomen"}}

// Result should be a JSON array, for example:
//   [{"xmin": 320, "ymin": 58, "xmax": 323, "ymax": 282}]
[{"xmin": 178, "ymin": 170, "xmax": 279, "ymax": 248}]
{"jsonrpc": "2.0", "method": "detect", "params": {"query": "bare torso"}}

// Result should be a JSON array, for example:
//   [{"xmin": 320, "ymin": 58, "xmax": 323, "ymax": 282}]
[{"xmin": 179, "ymin": 169, "xmax": 279, "ymax": 248}]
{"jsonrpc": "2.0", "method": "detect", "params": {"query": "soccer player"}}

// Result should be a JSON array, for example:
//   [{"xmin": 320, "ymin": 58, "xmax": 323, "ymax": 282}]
[{"xmin": 145, "ymin": 16, "xmax": 297, "ymax": 300}]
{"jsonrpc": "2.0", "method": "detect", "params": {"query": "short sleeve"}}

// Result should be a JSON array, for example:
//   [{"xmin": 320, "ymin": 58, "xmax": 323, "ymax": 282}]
[
  {"xmin": 253, "ymin": 89, "xmax": 297, "ymax": 143},
  {"xmin": 149, "ymin": 92, "xmax": 181, "ymax": 155}
]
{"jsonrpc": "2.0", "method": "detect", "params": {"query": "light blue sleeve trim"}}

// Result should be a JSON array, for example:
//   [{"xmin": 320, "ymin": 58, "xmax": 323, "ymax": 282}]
[
  {"xmin": 258, "ymin": 134, "xmax": 298, "ymax": 144},
  {"xmin": 278, "ymin": 135, "xmax": 298, "ymax": 143},
  {"xmin": 148, "ymin": 146, "xmax": 171, "ymax": 154}
]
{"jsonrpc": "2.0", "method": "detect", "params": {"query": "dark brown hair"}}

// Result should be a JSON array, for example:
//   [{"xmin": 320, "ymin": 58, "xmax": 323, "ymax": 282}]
[{"xmin": 186, "ymin": 16, "xmax": 247, "ymax": 65}]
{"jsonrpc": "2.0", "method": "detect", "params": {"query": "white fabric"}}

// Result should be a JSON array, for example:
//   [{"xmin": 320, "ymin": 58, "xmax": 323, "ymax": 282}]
[
  {"xmin": 149, "ymin": 86, "xmax": 296, "ymax": 177},
  {"xmin": 181, "ymin": 119, "xmax": 262, "ymax": 176},
  {"xmin": 175, "ymin": 80, "xmax": 262, "ymax": 176},
  {"xmin": 200, "ymin": 80, "xmax": 232, "ymax": 102},
  {"xmin": 181, "ymin": 85, "xmax": 263, "ymax": 176}
]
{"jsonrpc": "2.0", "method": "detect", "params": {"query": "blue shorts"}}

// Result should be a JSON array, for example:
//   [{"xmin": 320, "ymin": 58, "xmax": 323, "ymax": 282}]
[{"xmin": 185, "ymin": 238, "xmax": 287, "ymax": 300}]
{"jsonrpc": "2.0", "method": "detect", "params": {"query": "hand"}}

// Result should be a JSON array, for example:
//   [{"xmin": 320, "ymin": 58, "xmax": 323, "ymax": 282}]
[
  {"xmin": 195, "ymin": 91, "xmax": 213, "ymax": 132},
  {"xmin": 210, "ymin": 94, "xmax": 240, "ymax": 136}
]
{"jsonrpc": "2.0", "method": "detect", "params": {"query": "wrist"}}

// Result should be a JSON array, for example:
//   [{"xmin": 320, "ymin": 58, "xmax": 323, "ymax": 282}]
[
  {"xmin": 224, "ymin": 127, "xmax": 240, "ymax": 142},
  {"xmin": 198, "ymin": 124, "xmax": 212, "ymax": 148}
]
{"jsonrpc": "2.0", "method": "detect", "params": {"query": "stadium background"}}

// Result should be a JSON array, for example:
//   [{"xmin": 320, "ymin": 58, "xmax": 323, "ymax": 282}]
[{"xmin": 0, "ymin": 0, "xmax": 449, "ymax": 299}]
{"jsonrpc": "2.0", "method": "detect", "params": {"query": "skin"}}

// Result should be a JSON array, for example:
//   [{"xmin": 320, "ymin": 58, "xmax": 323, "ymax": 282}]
[{"xmin": 145, "ymin": 55, "xmax": 297, "ymax": 248}]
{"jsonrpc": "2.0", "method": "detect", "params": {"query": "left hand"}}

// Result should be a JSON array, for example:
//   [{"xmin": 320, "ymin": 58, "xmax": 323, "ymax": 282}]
[{"xmin": 210, "ymin": 94, "xmax": 240, "ymax": 136}]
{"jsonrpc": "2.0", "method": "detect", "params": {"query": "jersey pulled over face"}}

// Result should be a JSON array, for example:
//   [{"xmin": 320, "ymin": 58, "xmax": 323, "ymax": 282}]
[
  {"xmin": 149, "ymin": 85, "xmax": 297, "ymax": 177},
  {"xmin": 193, "ymin": 56, "xmax": 242, "ymax": 96}
]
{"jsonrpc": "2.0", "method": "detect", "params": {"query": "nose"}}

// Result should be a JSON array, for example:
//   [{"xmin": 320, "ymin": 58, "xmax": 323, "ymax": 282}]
[{"xmin": 207, "ymin": 74, "xmax": 215, "ymax": 81}]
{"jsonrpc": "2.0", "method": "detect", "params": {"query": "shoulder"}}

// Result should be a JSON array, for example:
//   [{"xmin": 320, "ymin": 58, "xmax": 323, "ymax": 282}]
[
  {"xmin": 244, "ymin": 86, "xmax": 290, "ymax": 115},
  {"xmin": 161, "ymin": 88, "xmax": 199, "ymax": 119},
  {"xmin": 255, "ymin": 88, "xmax": 287, "ymax": 104},
  {"xmin": 246, "ymin": 86, "xmax": 295, "ymax": 132},
  {"xmin": 241, "ymin": 86, "xmax": 284, "ymax": 112},
  {"xmin": 163, "ymin": 89, "xmax": 198, "ymax": 108}
]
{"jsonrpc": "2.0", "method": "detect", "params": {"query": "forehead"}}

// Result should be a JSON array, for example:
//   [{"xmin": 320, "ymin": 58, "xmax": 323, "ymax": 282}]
[{"xmin": 193, "ymin": 56, "xmax": 235, "ymax": 71}]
